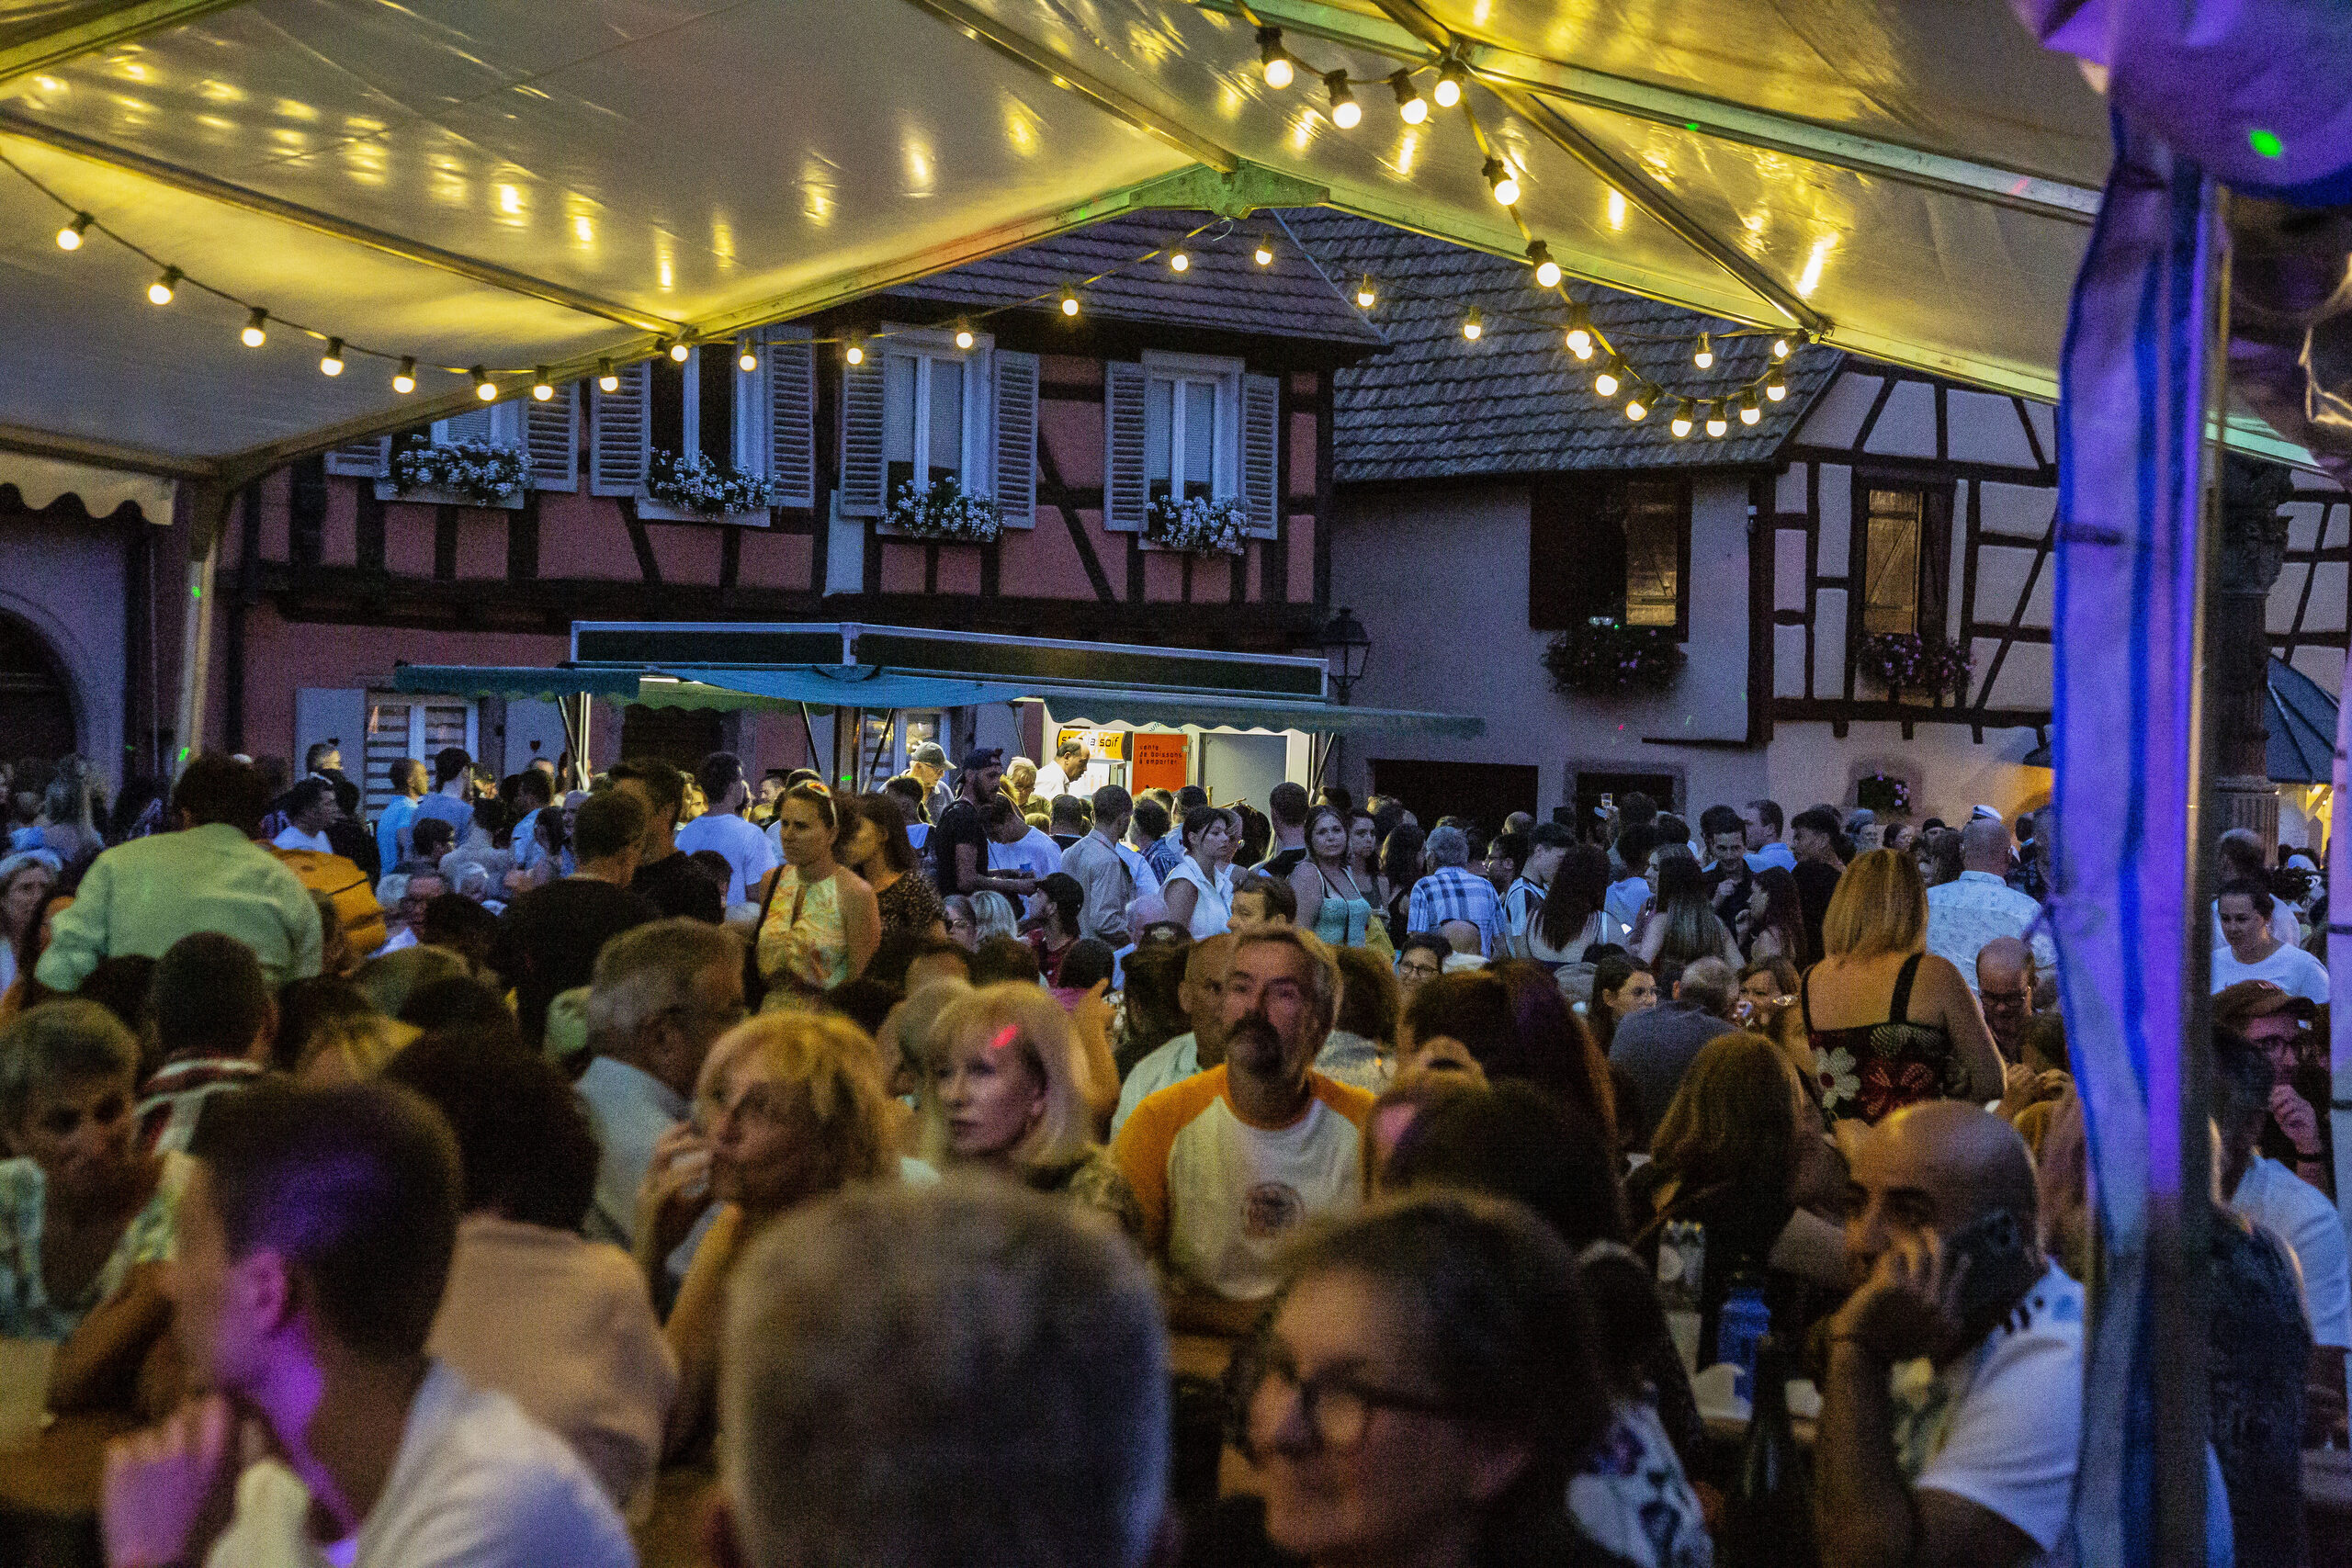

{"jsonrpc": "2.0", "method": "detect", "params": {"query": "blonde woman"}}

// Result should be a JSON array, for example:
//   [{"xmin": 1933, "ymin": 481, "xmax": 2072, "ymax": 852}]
[
  {"xmin": 634, "ymin": 1010, "xmax": 895, "ymax": 1454},
  {"xmin": 1798, "ymin": 848, "xmax": 2002, "ymax": 1129},
  {"xmin": 920, "ymin": 983, "xmax": 1142, "ymax": 1240}
]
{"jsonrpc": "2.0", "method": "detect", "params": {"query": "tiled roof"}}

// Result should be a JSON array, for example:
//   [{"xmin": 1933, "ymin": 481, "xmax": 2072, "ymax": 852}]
[
  {"xmin": 1277, "ymin": 209, "xmax": 1840, "ymax": 482},
  {"xmin": 885, "ymin": 209, "xmax": 1384, "ymax": 348}
]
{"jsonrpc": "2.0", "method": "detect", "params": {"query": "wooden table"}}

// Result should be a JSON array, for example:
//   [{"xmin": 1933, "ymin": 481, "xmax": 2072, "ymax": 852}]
[{"xmin": 0, "ymin": 1411, "xmax": 139, "ymax": 1568}]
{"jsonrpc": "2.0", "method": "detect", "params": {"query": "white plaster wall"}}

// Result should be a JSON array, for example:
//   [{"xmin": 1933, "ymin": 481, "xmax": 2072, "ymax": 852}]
[
  {"xmin": 0, "ymin": 514, "xmax": 128, "ymax": 786},
  {"xmin": 1765, "ymin": 720, "xmax": 2048, "ymax": 823}
]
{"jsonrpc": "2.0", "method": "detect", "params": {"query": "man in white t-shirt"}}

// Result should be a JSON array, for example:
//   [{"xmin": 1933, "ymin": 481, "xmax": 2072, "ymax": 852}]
[
  {"xmin": 268, "ymin": 778, "xmax": 339, "ymax": 855},
  {"xmin": 674, "ymin": 751, "xmax": 779, "ymax": 908},
  {"xmin": 1113, "ymin": 929, "xmax": 1373, "ymax": 1334},
  {"xmin": 984, "ymin": 796, "xmax": 1062, "ymax": 882},
  {"xmin": 1817, "ymin": 1100, "xmax": 2080, "ymax": 1568},
  {"xmin": 1112, "ymin": 933, "xmax": 1234, "ymax": 1136},
  {"xmin": 2213, "ymin": 880, "xmax": 2329, "ymax": 1002},
  {"xmin": 103, "ymin": 1082, "xmax": 631, "ymax": 1568}
]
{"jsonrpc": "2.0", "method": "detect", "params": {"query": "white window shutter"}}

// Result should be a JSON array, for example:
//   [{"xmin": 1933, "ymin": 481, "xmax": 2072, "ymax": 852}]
[
  {"xmin": 323, "ymin": 438, "xmax": 389, "ymax": 478},
  {"xmin": 839, "ymin": 355, "xmax": 888, "ymax": 517},
  {"xmin": 1103, "ymin": 361, "xmax": 1148, "ymax": 532},
  {"xmin": 765, "ymin": 330, "xmax": 818, "ymax": 509},
  {"xmin": 591, "ymin": 362, "xmax": 651, "ymax": 496},
  {"xmin": 525, "ymin": 387, "xmax": 578, "ymax": 491},
  {"xmin": 991, "ymin": 350, "xmax": 1038, "ymax": 528},
  {"xmin": 1242, "ymin": 373, "xmax": 1280, "ymax": 538}
]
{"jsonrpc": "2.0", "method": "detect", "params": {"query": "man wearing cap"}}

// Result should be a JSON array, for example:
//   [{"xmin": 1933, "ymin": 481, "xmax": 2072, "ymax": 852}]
[
  {"xmin": 910, "ymin": 741, "xmax": 954, "ymax": 823},
  {"xmin": 933, "ymin": 749, "xmax": 1037, "ymax": 901}
]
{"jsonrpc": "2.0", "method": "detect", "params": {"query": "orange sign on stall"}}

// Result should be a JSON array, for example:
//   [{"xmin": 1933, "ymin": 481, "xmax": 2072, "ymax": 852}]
[{"xmin": 1129, "ymin": 733, "xmax": 1190, "ymax": 793}]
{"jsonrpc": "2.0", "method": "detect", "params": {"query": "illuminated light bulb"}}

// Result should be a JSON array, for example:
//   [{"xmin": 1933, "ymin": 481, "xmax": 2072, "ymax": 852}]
[
  {"xmin": 1483, "ymin": 156, "xmax": 1519, "ymax": 206},
  {"xmin": 320, "ymin": 337, "xmax": 345, "ymax": 377},
  {"xmin": 1257, "ymin": 28, "xmax": 1293, "ymax": 90},
  {"xmin": 845, "ymin": 337, "xmax": 866, "ymax": 367},
  {"xmin": 668, "ymin": 338, "xmax": 691, "ymax": 363},
  {"xmin": 1252, "ymin": 237, "xmax": 1274, "ymax": 267},
  {"xmin": 1592, "ymin": 357, "xmax": 1621, "ymax": 399},
  {"xmin": 1738, "ymin": 390, "xmax": 1761, "ymax": 425},
  {"xmin": 1623, "ymin": 389, "xmax": 1650, "ymax": 422},
  {"xmin": 1354, "ymin": 276, "xmax": 1377, "ymax": 310},
  {"xmin": 1705, "ymin": 400, "xmax": 1728, "ymax": 437},
  {"xmin": 147, "ymin": 265, "xmax": 180, "ymax": 305},
  {"xmin": 1434, "ymin": 61, "xmax": 1466, "ymax": 107},
  {"xmin": 954, "ymin": 322, "xmax": 976, "ymax": 349},
  {"xmin": 1764, "ymin": 367, "xmax": 1787, "ymax": 401},
  {"xmin": 393, "ymin": 356, "xmax": 417, "ymax": 395},
  {"xmin": 471, "ymin": 367, "xmax": 496, "ymax": 401},
  {"xmin": 532, "ymin": 367, "xmax": 556, "ymax": 400},
  {"xmin": 1771, "ymin": 335, "xmax": 1792, "ymax": 360},
  {"xmin": 1389, "ymin": 72, "xmax": 1427, "ymax": 125},
  {"xmin": 1325, "ymin": 72, "xmax": 1359, "ymax": 129},
  {"xmin": 1060, "ymin": 288, "xmax": 1080, "ymax": 316},
  {"xmin": 738, "ymin": 346, "xmax": 759, "ymax": 372},
  {"xmin": 1565, "ymin": 302, "xmax": 1594, "ymax": 360},
  {"xmin": 1692, "ymin": 332, "xmax": 1714, "ymax": 369},
  {"xmin": 241, "ymin": 308, "xmax": 267, "ymax": 348},
  {"xmin": 1526, "ymin": 240, "xmax": 1562, "ymax": 290},
  {"xmin": 1168, "ymin": 250, "xmax": 1189, "ymax": 273},
  {"xmin": 1461, "ymin": 308, "xmax": 1483, "ymax": 342},
  {"xmin": 56, "ymin": 212, "xmax": 90, "ymax": 251},
  {"xmin": 1669, "ymin": 399, "xmax": 1695, "ymax": 437},
  {"xmin": 595, "ymin": 357, "xmax": 618, "ymax": 394}
]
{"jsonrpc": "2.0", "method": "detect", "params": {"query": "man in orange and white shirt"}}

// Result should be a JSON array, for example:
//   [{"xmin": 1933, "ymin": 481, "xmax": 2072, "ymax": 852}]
[{"xmin": 1113, "ymin": 928, "xmax": 1373, "ymax": 1330}]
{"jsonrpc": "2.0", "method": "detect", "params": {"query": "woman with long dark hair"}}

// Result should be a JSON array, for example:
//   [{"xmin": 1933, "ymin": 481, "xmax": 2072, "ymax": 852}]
[
  {"xmin": 1381, "ymin": 822, "xmax": 1427, "ymax": 946},
  {"xmin": 1528, "ymin": 843, "xmax": 1623, "ymax": 972},
  {"xmin": 843, "ymin": 790, "xmax": 944, "ymax": 942},
  {"xmin": 1159, "ymin": 805, "xmax": 1235, "ymax": 939},
  {"xmin": 1633, "ymin": 846, "xmax": 1737, "ymax": 969},
  {"xmin": 1585, "ymin": 954, "xmax": 1656, "ymax": 1057},
  {"xmin": 1738, "ymin": 863, "xmax": 1809, "ymax": 965}
]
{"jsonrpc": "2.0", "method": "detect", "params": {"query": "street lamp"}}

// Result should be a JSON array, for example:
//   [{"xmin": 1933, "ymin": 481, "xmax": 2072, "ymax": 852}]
[{"xmin": 1319, "ymin": 606, "xmax": 1372, "ymax": 703}]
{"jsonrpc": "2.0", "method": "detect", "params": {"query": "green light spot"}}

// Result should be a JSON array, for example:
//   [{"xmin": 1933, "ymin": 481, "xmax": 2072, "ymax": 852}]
[
  {"xmin": 1685, "ymin": 121, "xmax": 1700, "ymax": 132},
  {"xmin": 189, "ymin": 585, "xmax": 203, "ymax": 600},
  {"xmin": 2250, "ymin": 128, "xmax": 2284, "ymax": 159}
]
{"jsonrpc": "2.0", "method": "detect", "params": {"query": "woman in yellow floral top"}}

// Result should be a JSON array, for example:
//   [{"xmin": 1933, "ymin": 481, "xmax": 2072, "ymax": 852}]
[
  {"xmin": 0, "ymin": 998, "xmax": 188, "ymax": 1409},
  {"xmin": 750, "ymin": 784, "xmax": 879, "ymax": 1005}
]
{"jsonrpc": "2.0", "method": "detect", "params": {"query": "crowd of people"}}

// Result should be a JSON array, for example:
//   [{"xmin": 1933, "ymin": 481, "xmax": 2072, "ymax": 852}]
[{"xmin": 0, "ymin": 742, "xmax": 2341, "ymax": 1568}]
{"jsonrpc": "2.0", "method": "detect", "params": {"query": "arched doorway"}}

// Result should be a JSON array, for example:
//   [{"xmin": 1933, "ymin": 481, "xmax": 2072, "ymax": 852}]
[{"xmin": 0, "ymin": 614, "xmax": 77, "ymax": 761}]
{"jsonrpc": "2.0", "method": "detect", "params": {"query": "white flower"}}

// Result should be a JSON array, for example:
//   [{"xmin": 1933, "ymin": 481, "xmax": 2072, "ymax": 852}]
[
  {"xmin": 1815, "ymin": 1046, "xmax": 1860, "ymax": 1109},
  {"xmin": 391, "ymin": 439, "xmax": 530, "ymax": 503}
]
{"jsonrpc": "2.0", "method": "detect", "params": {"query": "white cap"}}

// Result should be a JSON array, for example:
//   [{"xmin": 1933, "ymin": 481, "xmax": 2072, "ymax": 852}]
[{"xmin": 1970, "ymin": 804, "xmax": 2004, "ymax": 822}]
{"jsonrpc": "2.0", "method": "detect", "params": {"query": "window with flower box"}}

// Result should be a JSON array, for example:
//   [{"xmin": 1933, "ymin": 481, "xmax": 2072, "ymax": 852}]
[
  {"xmin": 837, "ymin": 324, "xmax": 1037, "ymax": 532},
  {"xmin": 1527, "ymin": 475, "xmax": 1690, "ymax": 638},
  {"xmin": 1102, "ymin": 352, "xmax": 1280, "ymax": 540},
  {"xmin": 589, "ymin": 330, "xmax": 816, "ymax": 518}
]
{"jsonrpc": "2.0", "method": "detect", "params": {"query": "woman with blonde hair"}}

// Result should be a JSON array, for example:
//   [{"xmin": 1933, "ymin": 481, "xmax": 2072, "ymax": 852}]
[
  {"xmin": 1797, "ymin": 848, "xmax": 2002, "ymax": 1128},
  {"xmin": 920, "ymin": 982, "xmax": 1141, "ymax": 1238},
  {"xmin": 635, "ymin": 1010, "xmax": 896, "ymax": 1453}
]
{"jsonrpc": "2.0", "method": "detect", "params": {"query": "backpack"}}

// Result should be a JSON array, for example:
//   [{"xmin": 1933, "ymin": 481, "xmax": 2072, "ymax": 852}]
[{"xmin": 268, "ymin": 847, "xmax": 387, "ymax": 956}]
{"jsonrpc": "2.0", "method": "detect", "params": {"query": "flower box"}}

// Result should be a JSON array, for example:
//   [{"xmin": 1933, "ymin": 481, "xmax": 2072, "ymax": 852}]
[
  {"xmin": 1543, "ymin": 617, "xmax": 1685, "ymax": 698},
  {"xmin": 883, "ymin": 474, "xmax": 1002, "ymax": 545},
  {"xmin": 1858, "ymin": 632, "xmax": 1973, "ymax": 698},
  {"xmin": 643, "ymin": 448, "xmax": 778, "ymax": 519},
  {"xmin": 380, "ymin": 438, "xmax": 531, "ymax": 509},
  {"xmin": 374, "ymin": 482, "xmax": 526, "ymax": 510},
  {"xmin": 1142, "ymin": 494, "xmax": 1249, "ymax": 555},
  {"xmin": 636, "ymin": 498, "xmax": 772, "ymax": 526}
]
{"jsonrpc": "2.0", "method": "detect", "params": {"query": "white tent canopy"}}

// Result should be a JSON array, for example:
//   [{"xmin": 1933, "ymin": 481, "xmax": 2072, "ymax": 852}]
[{"xmin": 0, "ymin": 0, "xmax": 2231, "ymax": 491}]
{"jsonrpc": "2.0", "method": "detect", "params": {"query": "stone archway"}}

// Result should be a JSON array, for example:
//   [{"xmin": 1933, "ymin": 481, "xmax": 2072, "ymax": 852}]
[{"xmin": 0, "ymin": 612, "xmax": 77, "ymax": 761}]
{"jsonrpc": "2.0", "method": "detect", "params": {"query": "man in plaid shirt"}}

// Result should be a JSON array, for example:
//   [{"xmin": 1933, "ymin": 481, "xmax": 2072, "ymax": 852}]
[{"xmin": 1407, "ymin": 825, "xmax": 1503, "ymax": 955}]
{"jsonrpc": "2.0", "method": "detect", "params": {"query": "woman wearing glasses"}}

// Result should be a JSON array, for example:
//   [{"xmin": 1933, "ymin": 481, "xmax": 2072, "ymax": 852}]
[{"xmin": 1236, "ymin": 1193, "xmax": 1613, "ymax": 1568}]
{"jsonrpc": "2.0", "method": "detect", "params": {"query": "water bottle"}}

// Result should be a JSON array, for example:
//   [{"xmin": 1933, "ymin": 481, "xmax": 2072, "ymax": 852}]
[
  {"xmin": 1715, "ymin": 1273, "xmax": 1771, "ymax": 1404},
  {"xmin": 1724, "ymin": 1334, "xmax": 1812, "ymax": 1568},
  {"xmin": 1655, "ymin": 1220, "xmax": 1705, "ymax": 1376}
]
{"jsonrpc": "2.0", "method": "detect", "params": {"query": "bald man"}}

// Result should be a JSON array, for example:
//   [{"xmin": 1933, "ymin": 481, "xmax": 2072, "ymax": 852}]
[
  {"xmin": 1816, "ymin": 1100, "xmax": 2082, "ymax": 1568},
  {"xmin": 1974, "ymin": 937, "xmax": 2038, "ymax": 1064},
  {"xmin": 1926, "ymin": 818, "xmax": 2055, "ymax": 994},
  {"xmin": 1111, "ymin": 933, "xmax": 1236, "ymax": 1135}
]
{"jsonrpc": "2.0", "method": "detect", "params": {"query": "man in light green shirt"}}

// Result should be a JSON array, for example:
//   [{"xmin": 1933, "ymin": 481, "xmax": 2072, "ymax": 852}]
[{"xmin": 37, "ymin": 755, "xmax": 322, "ymax": 991}]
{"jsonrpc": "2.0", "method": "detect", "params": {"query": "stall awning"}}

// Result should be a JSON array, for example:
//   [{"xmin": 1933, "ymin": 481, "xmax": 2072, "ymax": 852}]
[
  {"xmin": 390, "ymin": 665, "xmax": 650, "ymax": 703},
  {"xmin": 0, "ymin": 453, "xmax": 172, "ymax": 523},
  {"xmin": 1024, "ymin": 684, "xmax": 1483, "ymax": 739},
  {"xmin": 648, "ymin": 667, "xmax": 1030, "ymax": 713}
]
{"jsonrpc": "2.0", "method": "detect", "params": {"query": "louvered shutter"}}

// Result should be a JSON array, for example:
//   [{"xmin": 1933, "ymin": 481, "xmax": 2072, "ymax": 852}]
[
  {"xmin": 591, "ymin": 362, "xmax": 651, "ymax": 496},
  {"xmin": 323, "ymin": 438, "xmax": 389, "ymax": 478},
  {"xmin": 991, "ymin": 350, "xmax": 1038, "ymax": 528},
  {"xmin": 764, "ymin": 329, "xmax": 818, "ymax": 509},
  {"xmin": 525, "ymin": 386, "xmax": 578, "ymax": 491},
  {"xmin": 1102, "ymin": 361, "xmax": 1147, "ymax": 532},
  {"xmin": 1242, "ymin": 372, "xmax": 1280, "ymax": 538},
  {"xmin": 838, "ymin": 355, "xmax": 887, "ymax": 518}
]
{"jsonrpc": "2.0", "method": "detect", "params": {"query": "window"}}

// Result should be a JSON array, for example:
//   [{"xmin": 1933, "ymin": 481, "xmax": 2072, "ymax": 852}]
[
  {"xmin": 1527, "ymin": 475, "xmax": 1691, "ymax": 637},
  {"xmin": 883, "ymin": 345, "xmax": 977, "ymax": 499},
  {"xmin": 1103, "ymin": 354, "xmax": 1280, "ymax": 536},
  {"xmin": 838, "ymin": 325, "xmax": 1036, "ymax": 526},
  {"xmin": 363, "ymin": 695, "xmax": 477, "ymax": 815},
  {"xmin": 590, "ymin": 330, "xmax": 816, "ymax": 509},
  {"xmin": 1855, "ymin": 480, "xmax": 1951, "ymax": 638}
]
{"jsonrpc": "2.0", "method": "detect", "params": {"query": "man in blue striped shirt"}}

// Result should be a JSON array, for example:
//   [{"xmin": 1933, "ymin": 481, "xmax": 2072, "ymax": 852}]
[{"xmin": 1406, "ymin": 825, "xmax": 1503, "ymax": 956}]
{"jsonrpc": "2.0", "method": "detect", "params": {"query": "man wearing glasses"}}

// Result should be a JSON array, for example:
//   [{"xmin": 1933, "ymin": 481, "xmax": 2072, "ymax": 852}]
[{"xmin": 1114, "ymin": 928, "xmax": 1374, "ymax": 1334}]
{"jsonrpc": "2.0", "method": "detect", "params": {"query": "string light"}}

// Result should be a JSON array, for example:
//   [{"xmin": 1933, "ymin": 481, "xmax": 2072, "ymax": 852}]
[
  {"xmin": 953, "ymin": 321, "xmax": 976, "ymax": 349},
  {"xmin": 532, "ymin": 366, "xmax": 556, "ymax": 400},
  {"xmin": 1704, "ymin": 400, "xmax": 1727, "ymax": 437},
  {"xmin": 1460, "ymin": 308, "xmax": 1484, "ymax": 341},
  {"xmin": 55, "ymin": 212, "xmax": 89, "ymax": 251},
  {"xmin": 1325, "ymin": 72, "xmax": 1360, "ymax": 129},
  {"xmin": 393, "ymin": 357, "xmax": 417, "ymax": 395},
  {"xmin": 147, "ymin": 265, "xmax": 179, "ymax": 305},
  {"xmin": 1434, "ymin": 60, "xmax": 1466, "ymax": 107},
  {"xmin": 1354, "ymin": 276, "xmax": 1377, "ymax": 310},
  {"xmin": 1772, "ymin": 331, "xmax": 1801, "ymax": 360},
  {"xmin": 1738, "ymin": 390, "xmax": 1761, "ymax": 425},
  {"xmin": 319, "ymin": 337, "xmax": 345, "ymax": 377},
  {"xmin": 1390, "ymin": 71, "xmax": 1428, "ymax": 124},
  {"xmin": 1670, "ymin": 399, "xmax": 1695, "ymax": 437},
  {"xmin": 738, "ymin": 344, "xmax": 759, "ymax": 372},
  {"xmin": 1692, "ymin": 333, "xmax": 1714, "ymax": 369},
  {"xmin": 471, "ymin": 367, "xmax": 496, "ymax": 401},
  {"xmin": 1059, "ymin": 287, "xmax": 1080, "ymax": 316},
  {"xmin": 1592, "ymin": 356, "xmax": 1622, "ymax": 398},
  {"xmin": 595, "ymin": 358, "xmax": 618, "ymax": 393},
  {"xmin": 1764, "ymin": 366, "xmax": 1787, "ymax": 401},
  {"xmin": 1483, "ymin": 156, "xmax": 1519, "ymax": 206},
  {"xmin": 240, "ymin": 308, "xmax": 267, "ymax": 348},
  {"xmin": 1258, "ymin": 27, "xmax": 1293, "ymax": 90},
  {"xmin": 1623, "ymin": 388, "xmax": 1651, "ymax": 422},
  {"xmin": 1252, "ymin": 237, "xmax": 1274, "ymax": 267},
  {"xmin": 1526, "ymin": 240, "xmax": 1562, "ymax": 289},
  {"xmin": 845, "ymin": 336, "xmax": 867, "ymax": 367},
  {"xmin": 1168, "ymin": 249, "xmax": 1189, "ymax": 273},
  {"xmin": 1565, "ymin": 302, "xmax": 1594, "ymax": 360}
]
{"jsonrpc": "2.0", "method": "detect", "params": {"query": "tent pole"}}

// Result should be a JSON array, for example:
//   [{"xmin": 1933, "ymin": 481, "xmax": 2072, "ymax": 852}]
[
  {"xmin": 799, "ymin": 703, "xmax": 820, "ymax": 773},
  {"xmin": 171, "ymin": 481, "xmax": 232, "ymax": 775}
]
